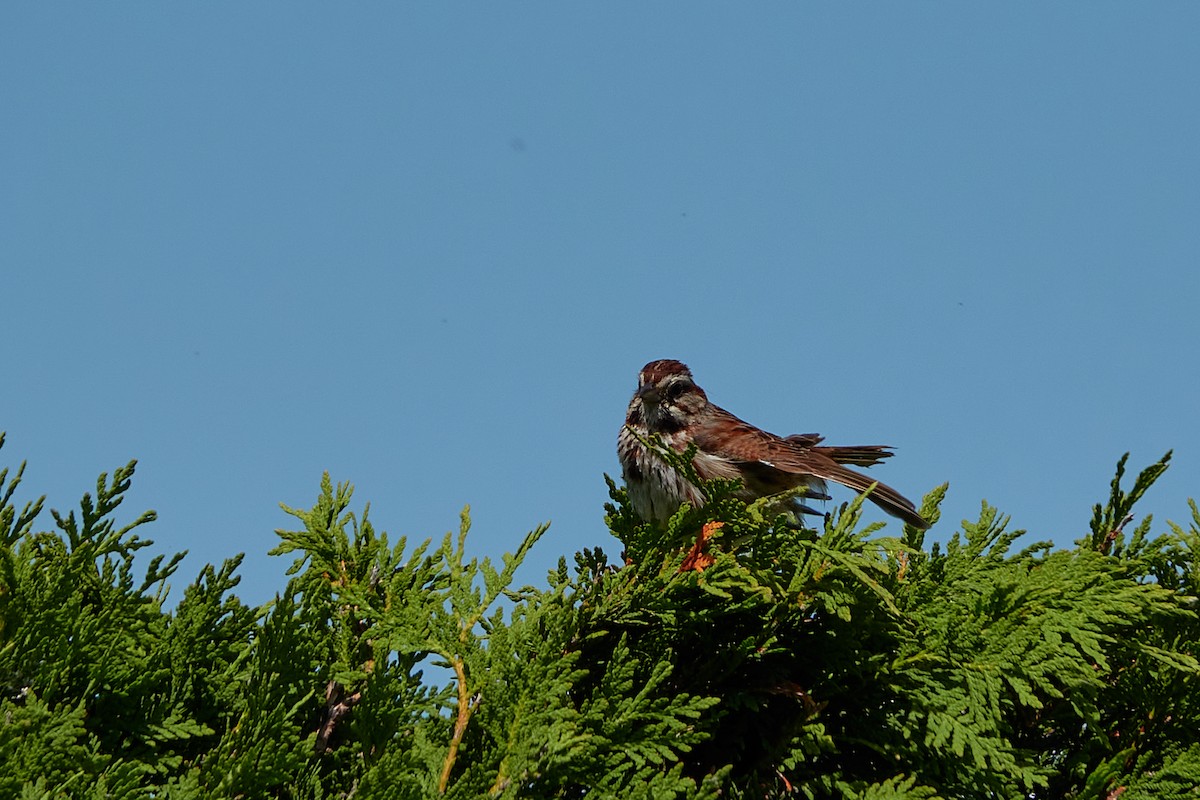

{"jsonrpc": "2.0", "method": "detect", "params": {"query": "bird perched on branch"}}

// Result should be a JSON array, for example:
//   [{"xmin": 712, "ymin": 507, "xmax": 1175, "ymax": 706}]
[{"xmin": 617, "ymin": 359, "xmax": 929, "ymax": 529}]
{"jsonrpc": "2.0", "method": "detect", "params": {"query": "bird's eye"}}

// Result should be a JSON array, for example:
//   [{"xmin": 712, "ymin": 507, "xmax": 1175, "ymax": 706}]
[{"xmin": 664, "ymin": 381, "xmax": 688, "ymax": 401}]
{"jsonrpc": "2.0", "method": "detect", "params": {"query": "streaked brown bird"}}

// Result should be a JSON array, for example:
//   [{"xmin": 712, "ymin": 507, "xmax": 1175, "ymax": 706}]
[{"xmin": 617, "ymin": 359, "xmax": 929, "ymax": 529}]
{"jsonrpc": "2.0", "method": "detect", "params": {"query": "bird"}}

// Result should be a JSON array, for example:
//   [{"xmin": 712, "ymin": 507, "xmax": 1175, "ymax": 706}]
[{"xmin": 617, "ymin": 359, "xmax": 929, "ymax": 529}]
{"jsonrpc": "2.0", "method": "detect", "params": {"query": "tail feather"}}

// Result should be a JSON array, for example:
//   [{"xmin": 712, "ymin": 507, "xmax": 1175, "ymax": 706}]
[
  {"xmin": 816, "ymin": 444, "xmax": 894, "ymax": 468},
  {"xmin": 819, "ymin": 463, "xmax": 929, "ymax": 529}
]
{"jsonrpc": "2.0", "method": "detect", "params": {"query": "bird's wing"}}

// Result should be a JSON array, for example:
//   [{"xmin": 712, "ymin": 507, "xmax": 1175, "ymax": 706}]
[
  {"xmin": 694, "ymin": 405, "xmax": 927, "ymax": 528},
  {"xmin": 691, "ymin": 406, "xmax": 789, "ymax": 463}
]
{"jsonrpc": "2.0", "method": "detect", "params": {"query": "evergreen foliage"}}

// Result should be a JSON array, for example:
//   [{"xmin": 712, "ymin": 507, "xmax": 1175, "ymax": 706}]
[{"xmin": 1, "ymin": 430, "xmax": 1197, "ymax": 798}]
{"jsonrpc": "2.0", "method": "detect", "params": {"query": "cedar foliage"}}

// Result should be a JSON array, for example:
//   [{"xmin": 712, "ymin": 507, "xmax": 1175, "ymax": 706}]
[{"xmin": 1, "ymin": 430, "xmax": 1198, "ymax": 799}]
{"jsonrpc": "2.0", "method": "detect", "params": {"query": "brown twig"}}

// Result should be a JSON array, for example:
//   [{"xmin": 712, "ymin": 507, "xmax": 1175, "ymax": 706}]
[
  {"xmin": 438, "ymin": 654, "xmax": 480, "ymax": 793},
  {"xmin": 314, "ymin": 680, "xmax": 363, "ymax": 754},
  {"xmin": 1101, "ymin": 512, "xmax": 1136, "ymax": 555}
]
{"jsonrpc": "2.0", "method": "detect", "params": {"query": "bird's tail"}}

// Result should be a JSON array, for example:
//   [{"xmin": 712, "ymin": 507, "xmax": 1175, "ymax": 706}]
[
  {"xmin": 816, "ymin": 444, "xmax": 895, "ymax": 468},
  {"xmin": 818, "ymin": 462, "xmax": 929, "ymax": 529}
]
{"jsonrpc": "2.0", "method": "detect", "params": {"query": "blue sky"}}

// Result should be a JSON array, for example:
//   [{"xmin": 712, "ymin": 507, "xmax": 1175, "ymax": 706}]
[{"xmin": 5, "ymin": 5, "xmax": 1199, "ymax": 605}]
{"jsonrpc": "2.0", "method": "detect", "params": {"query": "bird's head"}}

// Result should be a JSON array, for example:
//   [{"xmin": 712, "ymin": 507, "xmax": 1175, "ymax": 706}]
[{"xmin": 632, "ymin": 359, "xmax": 708, "ymax": 432}]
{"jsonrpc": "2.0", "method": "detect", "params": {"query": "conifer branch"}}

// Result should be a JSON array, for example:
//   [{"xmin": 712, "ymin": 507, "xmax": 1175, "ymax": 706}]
[
  {"xmin": 1, "ymin": 440, "xmax": 1196, "ymax": 798},
  {"xmin": 438, "ymin": 653, "xmax": 478, "ymax": 794}
]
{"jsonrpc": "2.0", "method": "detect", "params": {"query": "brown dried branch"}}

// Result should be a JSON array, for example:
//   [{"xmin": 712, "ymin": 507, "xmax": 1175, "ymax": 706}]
[
  {"xmin": 1101, "ymin": 512, "xmax": 1136, "ymax": 555},
  {"xmin": 314, "ymin": 680, "xmax": 363, "ymax": 754},
  {"xmin": 438, "ymin": 654, "xmax": 481, "ymax": 794}
]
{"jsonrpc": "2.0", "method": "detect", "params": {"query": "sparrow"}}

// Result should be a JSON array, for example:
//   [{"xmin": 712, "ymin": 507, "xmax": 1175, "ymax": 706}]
[{"xmin": 617, "ymin": 359, "xmax": 929, "ymax": 529}]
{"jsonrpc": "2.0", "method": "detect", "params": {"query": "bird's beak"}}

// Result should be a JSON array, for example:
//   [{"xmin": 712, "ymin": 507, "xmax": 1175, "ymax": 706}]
[{"xmin": 637, "ymin": 384, "xmax": 659, "ymax": 403}]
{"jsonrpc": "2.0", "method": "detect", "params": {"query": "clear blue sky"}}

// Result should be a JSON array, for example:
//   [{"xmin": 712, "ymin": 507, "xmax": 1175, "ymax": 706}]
[{"xmin": 5, "ymin": 5, "xmax": 1198, "ymax": 605}]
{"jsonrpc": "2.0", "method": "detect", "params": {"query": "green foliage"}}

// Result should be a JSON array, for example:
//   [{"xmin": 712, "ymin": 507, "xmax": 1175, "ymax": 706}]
[{"xmin": 1, "ymin": 430, "xmax": 1198, "ymax": 798}]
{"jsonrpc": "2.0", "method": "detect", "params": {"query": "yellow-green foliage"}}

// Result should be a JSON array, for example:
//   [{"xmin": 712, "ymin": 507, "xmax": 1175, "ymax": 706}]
[{"xmin": 1, "ymin": 431, "xmax": 1197, "ymax": 799}]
